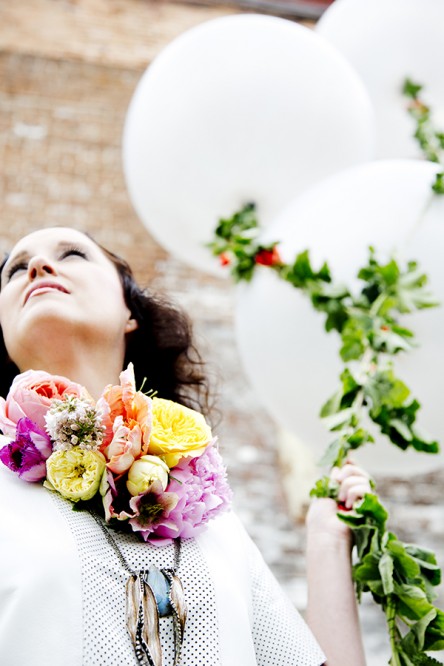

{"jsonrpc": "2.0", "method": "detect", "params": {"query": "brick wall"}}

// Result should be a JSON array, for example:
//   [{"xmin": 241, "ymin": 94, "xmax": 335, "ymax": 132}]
[
  {"xmin": 0, "ymin": 2, "xmax": 443, "ymax": 661},
  {"xmin": 0, "ymin": 0, "xmax": 296, "ymax": 573}
]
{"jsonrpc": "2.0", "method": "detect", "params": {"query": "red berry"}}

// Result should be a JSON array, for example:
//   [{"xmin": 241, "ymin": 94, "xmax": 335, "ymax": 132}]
[
  {"xmin": 219, "ymin": 253, "xmax": 231, "ymax": 267},
  {"xmin": 255, "ymin": 246, "xmax": 281, "ymax": 266}
]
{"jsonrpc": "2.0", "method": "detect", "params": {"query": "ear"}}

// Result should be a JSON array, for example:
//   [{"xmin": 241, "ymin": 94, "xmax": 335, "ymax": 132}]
[{"xmin": 125, "ymin": 317, "xmax": 138, "ymax": 334}]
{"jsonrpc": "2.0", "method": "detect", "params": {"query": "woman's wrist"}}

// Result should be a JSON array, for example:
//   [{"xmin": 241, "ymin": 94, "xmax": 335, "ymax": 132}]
[{"xmin": 306, "ymin": 528, "xmax": 353, "ymax": 556}]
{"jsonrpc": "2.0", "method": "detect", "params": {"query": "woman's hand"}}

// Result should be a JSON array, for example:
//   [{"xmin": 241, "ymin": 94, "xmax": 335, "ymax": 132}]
[
  {"xmin": 306, "ymin": 462, "xmax": 373, "ymax": 548},
  {"xmin": 305, "ymin": 463, "xmax": 371, "ymax": 666}
]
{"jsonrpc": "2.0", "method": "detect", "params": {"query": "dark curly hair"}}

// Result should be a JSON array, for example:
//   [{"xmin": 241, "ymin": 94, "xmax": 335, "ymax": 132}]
[{"xmin": 0, "ymin": 237, "xmax": 212, "ymax": 418}]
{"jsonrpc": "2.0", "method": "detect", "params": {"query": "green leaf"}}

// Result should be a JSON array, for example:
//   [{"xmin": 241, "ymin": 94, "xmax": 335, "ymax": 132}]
[
  {"xmin": 366, "ymin": 369, "xmax": 411, "ymax": 413},
  {"xmin": 353, "ymin": 552, "xmax": 382, "ymax": 585},
  {"xmin": 317, "ymin": 438, "xmax": 346, "ymax": 468},
  {"xmin": 351, "ymin": 524, "xmax": 378, "ymax": 559},
  {"xmin": 380, "ymin": 259, "xmax": 401, "ymax": 286},
  {"xmin": 411, "ymin": 655, "xmax": 444, "ymax": 666},
  {"xmin": 372, "ymin": 402, "xmax": 439, "ymax": 454},
  {"xmin": 387, "ymin": 539, "xmax": 422, "ymax": 580},
  {"xmin": 423, "ymin": 609, "xmax": 444, "ymax": 651},
  {"xmin": 285, "ymin": 250, "xmax": 318, "ymax": 287},
  {"xmin": 395, "ymin": 583, "xmax": 434, "ymax": 620},
  {"xmin": 403, "ymin": 78, "xmax": 423, "ymax": 99},
  {"xmin": 320, "ymin": 389, "xmax": 343, "ymax": 418},
  {"xmin": 340, "ymin": 318, "xmax": 367, "ymax": 361},
  {"xmin": 346, "ymin": 428, "xmax": 375, "ymax": 449},
  {"xmin": 321, "ymin": 407, "xmax": 355, "ymax": 431},
  {"xmin": 355, "ymin": 493, "xmax": 389, "ymax": 532},
  {"xmin": 432, "ymin": 172, "xmax": 444, "ymax": 195},
  {"xmin": 379, "ymin": 552, "xmax": 395, "ymax": 594},
  {"xmin": 340, "ymin": 368, "xmax": 361, "ymax": 402},
  {"xmin": 389, "ymin": 419, "xmax": 414, "ymax": 442},
  {"xmin": 373, "ymin": 325, "xmax": 416, "ymax": 354},
  {"xmin": 406, "ymin": 652, "xmax": 442, "ymax": 666},
  {"xmin": 337, "ymin": 510, "xmax": 368, "ymax": 529},
  {"xmin": 401, "ymin": 609, "xmax": 437, "ymax": 652},
  {"xmin": 309, "ymin": 475, "xmax": 339, "ymax": 499},
  {"xmin": 405, "ymin": 545, "xmax": 441, "ymax": 587},
  {"xmin": 323, "ymin": 301, "xmax": 349, "ymax": 333},
  {"xmin": 214, "ymin": 202, "xmax": 258, "ymax": 239}
]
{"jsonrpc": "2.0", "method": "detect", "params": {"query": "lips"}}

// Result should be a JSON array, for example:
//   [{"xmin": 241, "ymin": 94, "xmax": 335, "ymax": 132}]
[{"xmin": 24, "ymin": 281, "xmax": 69, "ymax": 304}]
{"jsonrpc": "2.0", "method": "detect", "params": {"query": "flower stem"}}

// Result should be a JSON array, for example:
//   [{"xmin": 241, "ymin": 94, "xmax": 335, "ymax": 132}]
[{"xmin": 386, "ymin": 598, "xmax": 402, "ymax": 666}]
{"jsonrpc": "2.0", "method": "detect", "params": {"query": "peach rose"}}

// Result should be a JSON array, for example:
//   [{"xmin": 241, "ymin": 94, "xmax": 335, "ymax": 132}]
[
  {"xmin": 0, "ymin": 369, "xmax": 85, "ymax": 437},
  {"xmin": 97, "ymin": 364, "xmax": 152, "ymax": 475}
]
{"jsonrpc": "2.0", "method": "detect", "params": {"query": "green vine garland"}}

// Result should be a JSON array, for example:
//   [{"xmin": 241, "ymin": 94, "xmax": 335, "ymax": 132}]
[
  {"xmin": 403, "ymin": 77, "xmax": 444, "ymax": 194},
  {"xmin": 208, "ymin": 203, "xmax": 444, "ymax": 665}
]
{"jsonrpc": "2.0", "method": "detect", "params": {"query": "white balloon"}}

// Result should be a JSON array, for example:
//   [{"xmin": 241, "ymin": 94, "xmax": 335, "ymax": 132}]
[
  {"xmin": 235, "ymin": 160, "xmax": 444, "ymax": 474},
  {"xmin": 123, "ymin": 14, "xmax": 374, "ymax": 275},
  {"xmin": 316, "ymin": 0, "xmax": 444, "ymax": 159}
]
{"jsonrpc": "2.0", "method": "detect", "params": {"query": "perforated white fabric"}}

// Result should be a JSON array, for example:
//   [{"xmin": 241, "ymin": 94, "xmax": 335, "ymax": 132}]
[
  {"xmin": 248, "ymin": 532, "xmax": 325, "ymax": 666},
  {"xmin": 0, "ymin": 466, "xmax": 325, "ymax": 666},
  {"xmin": 198, "ymin": 511, "xmax": 326, "ymax": 666},
  {"xmin": 56, "ymin": 494, "xmax": 220, "ymax": 666}
]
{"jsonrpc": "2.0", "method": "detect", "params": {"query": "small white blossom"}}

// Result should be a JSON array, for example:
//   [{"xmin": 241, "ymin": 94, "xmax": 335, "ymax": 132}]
[{"xmin": 45, "ymin": 396, "xmax": 105, "ymax": 452}]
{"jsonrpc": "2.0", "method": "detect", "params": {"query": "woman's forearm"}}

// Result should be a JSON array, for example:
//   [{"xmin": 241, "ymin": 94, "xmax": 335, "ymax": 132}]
[{"xmin": 306, "ymin": 533, "xmax": 366, "ymax": 666}]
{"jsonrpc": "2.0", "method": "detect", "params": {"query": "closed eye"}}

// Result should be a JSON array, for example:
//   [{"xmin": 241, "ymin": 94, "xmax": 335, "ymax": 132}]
[
  {"xmin": 2, "ymin": 245, "xmax": 89, "ymax": 286},
  {"xmin": 59, "ymin": 247, "xmax": 88, "ymax": 260},
  {"xmin": 4, "ymin": 261, "xmax": 27, "ymax": 281}
]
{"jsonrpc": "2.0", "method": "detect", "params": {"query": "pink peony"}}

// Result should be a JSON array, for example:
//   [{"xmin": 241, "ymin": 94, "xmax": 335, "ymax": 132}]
[
  {"xmin": 97, "ymin": 364, "xmax": 152, "ymax": 475},
  {"xmin": 133, "ymin": 441, "xmax": 232, "ymax": 545},
  {"xmin": 0, "ymin": 370, "xmax": 85, "ymax": 437}
]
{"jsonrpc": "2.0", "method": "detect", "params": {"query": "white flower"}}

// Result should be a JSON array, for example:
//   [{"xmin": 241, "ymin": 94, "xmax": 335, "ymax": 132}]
[{"xmin": 45, "ymin": 396, "xmax": 105, "ymax": 451}]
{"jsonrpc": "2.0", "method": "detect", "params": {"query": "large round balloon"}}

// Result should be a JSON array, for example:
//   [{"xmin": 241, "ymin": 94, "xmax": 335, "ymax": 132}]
[
  {"xmin": 235, "ymin": 160, "xmax": 444, "ymax": 474},
  {"xmin": 123, "ymin": 14, "xmax": 374, "ymax": 275},
  {"xmin": 316, "ymin": 0, "xmax": 444, "ymax": 159}
]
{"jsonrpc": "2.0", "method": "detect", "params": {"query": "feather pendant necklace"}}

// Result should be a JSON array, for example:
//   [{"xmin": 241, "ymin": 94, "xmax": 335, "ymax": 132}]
[{"xmin": 90, "ymin": 512, "xmax": 187, "ymax": 666}]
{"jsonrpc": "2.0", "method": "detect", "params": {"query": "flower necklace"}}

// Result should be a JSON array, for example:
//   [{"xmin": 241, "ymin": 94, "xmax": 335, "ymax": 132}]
[
  {"xmin": 0, "ymin": 363, "xmax": 232, "ymax": 544},
  {"xmin": 0, "ymin": 363, "xmax": 232, "ymax": 664},
  {"xmin": 90, "ymin": 512, "xmax": 186, "ymax": 666}
]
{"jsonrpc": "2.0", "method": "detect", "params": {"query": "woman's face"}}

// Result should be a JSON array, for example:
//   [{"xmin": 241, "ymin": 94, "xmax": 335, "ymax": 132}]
[{"xmin": 0, "ymin": 227, "xmax": 136, "ymax": 368}]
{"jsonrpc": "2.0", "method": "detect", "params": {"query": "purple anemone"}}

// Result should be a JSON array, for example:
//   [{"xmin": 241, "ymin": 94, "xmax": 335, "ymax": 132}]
[{"xmin": 0, "ymin": 417, "xmax": 52, "ymax": 482}]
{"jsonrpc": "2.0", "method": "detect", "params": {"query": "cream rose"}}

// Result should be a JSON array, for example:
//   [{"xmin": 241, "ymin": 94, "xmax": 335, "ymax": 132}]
[
  {"xmin": 126, "ymin": 455, "xmax": 169, "ymax": 496},
  {"xmin": 45, "ymin": 449, "xmax": 106, "ymax": 502}
]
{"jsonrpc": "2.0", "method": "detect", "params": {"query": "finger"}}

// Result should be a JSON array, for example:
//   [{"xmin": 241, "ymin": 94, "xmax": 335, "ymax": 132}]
[
  {"xmin": 334, "ymin": 463, "xmax": 371, "ymax": 483},
  {"xmin": 343, "ymin": 484, "xmax": 372, "ymax": 508},
  {"xmin": 338, "ymin": 474, "xmax": 372, "ymax": 501}
]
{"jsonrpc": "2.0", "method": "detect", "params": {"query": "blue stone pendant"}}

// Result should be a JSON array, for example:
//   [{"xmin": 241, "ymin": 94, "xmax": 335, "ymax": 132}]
[{"xmin": 146, "ymin": 565, "xmax": 173, "ymax": 617}]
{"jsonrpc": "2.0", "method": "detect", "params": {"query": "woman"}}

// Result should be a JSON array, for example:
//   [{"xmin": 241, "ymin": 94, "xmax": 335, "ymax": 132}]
[{"xmin": 0, "ymin": 227, "xmax": 369, "ymax": 666}]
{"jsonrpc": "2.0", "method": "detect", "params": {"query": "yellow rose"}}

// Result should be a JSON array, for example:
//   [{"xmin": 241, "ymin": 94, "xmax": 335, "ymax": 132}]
[
  {"xmin": 45, "ymin": 449, "xmax": 106, "ymax": 502},
  {"xmin": 126, "ymin": 455, "xmax": 169, "ymax": 496},
  {"xmin": 149, "ymin": 398, "xmax": 212, "ymax": 467}
]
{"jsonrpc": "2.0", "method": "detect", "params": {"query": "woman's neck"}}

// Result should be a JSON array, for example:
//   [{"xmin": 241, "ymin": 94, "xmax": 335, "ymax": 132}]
[{"xmin": 17, "ymin": 342, "xmax": 125, "ymax": 400}]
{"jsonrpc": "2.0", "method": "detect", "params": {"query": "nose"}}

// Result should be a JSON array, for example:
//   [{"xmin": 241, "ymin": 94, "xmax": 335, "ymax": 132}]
[{"xmin": 27, "ymin": 255, "xmax": 57, "ymax": 280}]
